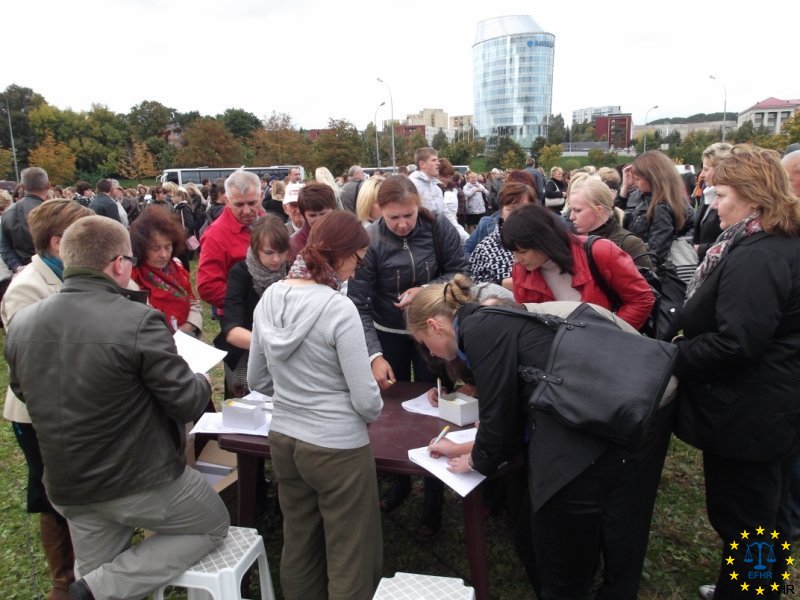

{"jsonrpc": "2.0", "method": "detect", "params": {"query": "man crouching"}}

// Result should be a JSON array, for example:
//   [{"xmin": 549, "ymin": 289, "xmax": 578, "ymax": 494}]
[{"xmin": 5, "ymin": 216, "xmax": 229, "ymax": 600}]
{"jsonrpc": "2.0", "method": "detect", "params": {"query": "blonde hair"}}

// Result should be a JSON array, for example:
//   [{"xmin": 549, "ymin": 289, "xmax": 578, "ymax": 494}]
[
  {"xmin": 405, "ymin": 274, "xmax": 473, "ymax": 333},
  {"xmin": 356, "ymin": 175, "xmax": 384, "ymax": 223},
  {"xmin": 569, "ymin": 176, "xmax": 615, "ymax": 217},
  {"xmin": 714, "ymin": 144, "xmax": 800, "ymax": 236},
  {"xmin": 702, "ymin": 142, "xmax": 733, "ymax": 167},
  {"xmin": 272, "ymin": 180, "xmax": 286, "ymax": 200},
  {"xmin": 162, "ymin": 181, "xmax": 178, "ymax": 195}
]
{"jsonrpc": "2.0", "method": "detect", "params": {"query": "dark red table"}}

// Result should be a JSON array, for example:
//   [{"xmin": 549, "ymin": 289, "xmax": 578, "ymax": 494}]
[{"xmin": 218, "ymin": 381, "xmax": 502, "ymax": 600}]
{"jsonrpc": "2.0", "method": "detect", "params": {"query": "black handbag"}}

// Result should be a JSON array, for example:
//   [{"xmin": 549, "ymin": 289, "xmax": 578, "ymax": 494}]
[{"xmin": 480, "ymin": 303, "xmax": 678, "ymax": 449}]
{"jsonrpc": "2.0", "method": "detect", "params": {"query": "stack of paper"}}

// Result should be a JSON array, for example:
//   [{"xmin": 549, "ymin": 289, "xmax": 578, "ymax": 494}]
[
  {"xmin": 401, "ymin": 392, "xmax": 439, "ymax": 417},
  {"xmin": 407, "ymin": 428, "xmax": 484, "ymax": 497},
  {"xmin": 189, "ymin": 411, "xmax": 270, "ymax": 437}
]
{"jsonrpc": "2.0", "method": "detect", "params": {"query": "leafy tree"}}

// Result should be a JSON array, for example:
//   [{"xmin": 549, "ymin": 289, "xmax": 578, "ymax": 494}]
[
  {"xmin": 733, "ymin": 121, "xmax": 755, "ymax": 144},
  {"xmin": 313, "ymin": 118, "xmax": 362, "ymax": 175},
  {"xmin": 249, "ymin": 112, "xmax": 312, "ymax": 167},
  {"xmin": 432, "ymin": 128, "xmax": 449, "ymax": 151},
  {"xmin": 539, "ymin": 144, "xmax": 563, "ymax": 172},
  {"xmin": 488, "ymin": 136, "xmax": 526, "ymax": 170},
  {"xmin": 361, "ymin": 122, "xmax": 380, "ymax": 167},
  {"xmin": 119, "ymin": 141, "xmax": 160, "ymax": 179},
  {"xmin": 530, "ymin": 137, "xmax": 546, "ymax": 160},
  {"xmin": 128, "ymin": 100, "xmax": 176, "ymax": 140},
  {"xmin": 175, "ymin": 111, "xmax": 202, "ymax": 128},
  {"xmin": 398, "ymin": 131, "xmax": 429, "ymax": 166},
  {"xmin": 546, "ymin": 114, "xmax": 566, "ymax": 145},
  {"xmin": 178, "ymin": 117, "xmax": 243, "ymax": 166},
  {"xmin": 0, "ymin": 147, "xmax": 14, "ymax": 179},
  {"xmin": 780, "ymin": 113, "xmax": 800, "ymax": 146},
  {"xmin": 220, "ymin": 108, "xmax": 262, "ymax": 139},
  {"xmin": 441, "ymin": 140, "xmax": 475, "ymax": 166},
  {"xmin": 28, "ymin": 131, "xmax": 76, "ymax": 184},
  {"xmin": 586, "ymin": 148, "xmax": 618, "ymax": 167},
  {"xmin": 0, "ymin": 85, "xmax": 46, "ymax": 168}
]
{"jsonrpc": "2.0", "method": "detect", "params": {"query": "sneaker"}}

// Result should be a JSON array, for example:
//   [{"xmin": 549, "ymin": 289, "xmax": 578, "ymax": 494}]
[{"xmin": 698, "ymin": 584, "xmax": 715, "ymax": 600}]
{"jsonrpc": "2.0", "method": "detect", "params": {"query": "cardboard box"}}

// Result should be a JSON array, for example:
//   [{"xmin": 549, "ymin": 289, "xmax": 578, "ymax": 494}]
[
  {"xmin": 438, "ymin": 392, "xmax": 479, "ymax": 427},
  {"xmin": 195, "ymin": 440, "xmax": 238, "ymax": 522}
]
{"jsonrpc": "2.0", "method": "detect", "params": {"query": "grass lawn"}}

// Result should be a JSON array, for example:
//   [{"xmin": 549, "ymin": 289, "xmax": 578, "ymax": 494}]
[{"xmin": 0, "ymin": 263, "xmax": 796, "ymax": 598}]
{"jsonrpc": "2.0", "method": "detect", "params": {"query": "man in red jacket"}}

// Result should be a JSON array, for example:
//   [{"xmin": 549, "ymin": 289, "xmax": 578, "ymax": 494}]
[{"xmin": 197, "ymin": 170, "xmax": 263, "ymax": 312}]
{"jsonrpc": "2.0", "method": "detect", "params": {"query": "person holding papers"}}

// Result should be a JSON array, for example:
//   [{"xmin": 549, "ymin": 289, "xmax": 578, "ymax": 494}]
[
  {"xmin": 248, "ymin": 211, "xmax": 383, "ymax": 600},
  {"xmin": 405, "ymin": 274, "xmax": 649, "ymax": 600}
]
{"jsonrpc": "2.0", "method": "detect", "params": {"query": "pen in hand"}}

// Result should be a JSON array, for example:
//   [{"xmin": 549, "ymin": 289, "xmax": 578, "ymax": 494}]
[{"xmin": 432, "ymin": 425, "xmax": 450, "ymax": 446}]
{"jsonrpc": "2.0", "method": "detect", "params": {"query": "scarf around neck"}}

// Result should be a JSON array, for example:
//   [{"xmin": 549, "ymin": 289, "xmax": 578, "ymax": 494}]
[
  {"xmin": 245, "ymin": 247, "xmax": 287, "ymax": 296},
  {"xmin": 684, "ymin": 211, "xmax": 763, "ymax": 303},
  {"xmin": 131, "ymin": 259, "xmax": 194, "ymax": 331},
  {"xmin": 287, "ymin": 254, "xmax": 342, "ymax": 290}
]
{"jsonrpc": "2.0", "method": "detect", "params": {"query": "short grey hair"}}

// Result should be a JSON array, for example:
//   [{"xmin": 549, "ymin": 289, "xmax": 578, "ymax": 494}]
[
  {"xmin": 21, "ymin": 167, "xmax": 49, "ymax": 193},
  {"xmin": 781, "ymin": 150, "xmax": 800, "ymax": 171},
  {"xmin": 348, "ymin": 165, "xmax": 362, "ymax": 178},
  {"xmin": 224, "ymin": 169, "xmax": 261, "ymax": 197}
]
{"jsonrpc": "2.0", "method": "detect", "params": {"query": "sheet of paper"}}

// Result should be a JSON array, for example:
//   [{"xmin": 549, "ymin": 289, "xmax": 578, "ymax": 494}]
[
  {"xmin": 173, "ymin": 330, "xmax": 228, "ymax": 374},
  {"xmin": 446, "ymin": 427, "xmax": 478, "ymax": 444},
  {"xmin": 408, "ymin": 446, "xmax": 486, "ymax": 497},
  {"xmin": 240, "ymin": 390, "xmax": 274, "ymax": 411},
  {"xmin": 189, "ymin": 411, "xmax": 270, "ymax": 437},
  {"xmin": 401, "ymin": 392, "xmax": 439, "ymax": 418}
]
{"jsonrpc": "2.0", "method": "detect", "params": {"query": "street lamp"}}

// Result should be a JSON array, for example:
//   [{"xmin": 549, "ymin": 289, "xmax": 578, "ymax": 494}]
[
  {"xmin": 5, "ymin": 98, "xmax": 19, "ymax": 182},
  {"xmin": 643, "ymin": 105, "xmax": 658, "ymax": 153},
  {"xmin": 709, "ymin": 75, "xmax": 727, "ymax": 142},
  {"xmin": 377, "ymin": 77, "xmax": 396, "ymax": 171},
  {"xmin": 374, "ymin": 101, "xmax": 385, "ymax": 168}
]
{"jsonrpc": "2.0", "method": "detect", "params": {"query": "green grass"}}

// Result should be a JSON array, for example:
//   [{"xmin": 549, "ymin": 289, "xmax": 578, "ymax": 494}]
[{"xmin": 0, "ymin": 261, "xmax": 797, "ymax": 598}]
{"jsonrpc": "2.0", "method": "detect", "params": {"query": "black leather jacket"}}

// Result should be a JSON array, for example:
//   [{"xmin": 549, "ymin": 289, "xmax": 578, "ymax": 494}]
[
  {"xmin": 622, "ymin": 194, "xmax": 695, "ymax": 266},
  {"xmin": 347, "ymin": 213, "xmax": 467, "ymax": 355},
  {"xmin": 5, "ymin": 271, "xmax": 211, "ymax": 506}
]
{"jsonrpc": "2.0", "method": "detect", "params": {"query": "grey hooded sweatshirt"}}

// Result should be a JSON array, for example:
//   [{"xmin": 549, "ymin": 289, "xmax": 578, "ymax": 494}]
[{"xmin": 247, "ymin": 280, "xmax": 382, "ymax": 449}]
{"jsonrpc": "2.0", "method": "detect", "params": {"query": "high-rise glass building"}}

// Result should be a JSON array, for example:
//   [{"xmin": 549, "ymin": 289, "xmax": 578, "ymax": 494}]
[{"xmin": 473, "ymin": 15, "xmax": 555, "ymax": 150}]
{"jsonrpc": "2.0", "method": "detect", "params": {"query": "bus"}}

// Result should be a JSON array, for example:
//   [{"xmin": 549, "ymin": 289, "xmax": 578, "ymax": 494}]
[{"xmin": 158, "ymin": 165, "xmax": 305, "ymax": 186}]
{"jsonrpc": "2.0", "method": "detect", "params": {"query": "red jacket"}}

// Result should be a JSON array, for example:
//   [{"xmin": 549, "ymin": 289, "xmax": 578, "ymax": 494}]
[
  {"xmin": 197, "ymin": 206, "xmax": 252, "ymax": 310},
  {"xmin": 512, "ymin": 236, "xmax": 654, "ymax": 330}
]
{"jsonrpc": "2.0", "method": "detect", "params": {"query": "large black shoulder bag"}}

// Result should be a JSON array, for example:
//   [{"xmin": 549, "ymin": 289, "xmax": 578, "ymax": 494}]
[
  {"xmin": 585, "ymin": 235, "xmax": 686, "ymax": 341},
  {"xmin": 478, "ymin": 303, "xmax": 678, "ymax": 449}
]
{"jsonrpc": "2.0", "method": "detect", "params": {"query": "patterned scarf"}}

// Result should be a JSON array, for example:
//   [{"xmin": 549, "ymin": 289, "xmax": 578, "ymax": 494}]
[
  {"xmin": 287, "ymin": 254, "xmax": 342, "ymax": 290},
  {"xmin": 131, "ymin": 259, "xmax": 195, "ymax": 331},
  {"xmin": 685, "ymin": 211, "xmax": 763, "ymax": 303},
  {"xmin": 245, "ymin": 247, "xmax": 287, "ymax": 296}
]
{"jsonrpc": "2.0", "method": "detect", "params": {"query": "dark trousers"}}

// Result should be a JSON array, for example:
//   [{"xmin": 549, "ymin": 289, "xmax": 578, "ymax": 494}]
[
  {"xmin": 376, "ymin": 329, "xmax": 436, "ymax": 384},
  {"xmin": 704, "ymin": 452, "xmax": 793, "ymax": 600},
  {"xmin": 12, "ymin": 422, "xmax": 56, "ymax": 514},
  {"xmin": 530, "ymin": 446, "xmax": 628, "ymax": 600},
  {"xmin": 595, "ymin": 402, "xmax": 676, "ymax": 600}
]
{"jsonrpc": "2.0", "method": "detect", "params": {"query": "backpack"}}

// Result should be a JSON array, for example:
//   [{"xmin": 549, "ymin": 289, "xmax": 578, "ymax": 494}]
[{"xmin": 584, "ymin": 235, "xmax": 685, "ymax": 341}]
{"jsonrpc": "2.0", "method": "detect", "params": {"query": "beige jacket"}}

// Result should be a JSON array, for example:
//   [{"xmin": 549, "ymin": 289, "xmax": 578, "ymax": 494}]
[{"xmin": 2, "ymin": 255, "xmax": 62, "ymax": 423}]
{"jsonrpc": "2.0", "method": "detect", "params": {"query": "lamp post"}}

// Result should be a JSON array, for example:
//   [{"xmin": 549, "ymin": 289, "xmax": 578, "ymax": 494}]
[
  {"xmin": 709, "ymin": 75, "xmax": 727, "ymax": 142},
  {"xmin": 377, "ymin": 77, "xmax": 396, "ymax": 171},
  {"xmin": 374, "ymin": 101, "xmax": 385, "ymax": 168},
  {"xmin": 5, "ymin": 98, "xmax": 19, "ymax": 182},
  {"xmin": 643, "ymin": 105, "xmax": 658, "ymax": 153}
]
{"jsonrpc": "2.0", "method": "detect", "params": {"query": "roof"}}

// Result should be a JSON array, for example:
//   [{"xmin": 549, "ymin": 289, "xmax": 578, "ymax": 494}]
[
  {"xmin": 474, "ymin": 15, "xmax": 549, "ymax": 46},
  {"xmin": 743, "ymin": 97, "xmax": 800, "ymax": 112}
]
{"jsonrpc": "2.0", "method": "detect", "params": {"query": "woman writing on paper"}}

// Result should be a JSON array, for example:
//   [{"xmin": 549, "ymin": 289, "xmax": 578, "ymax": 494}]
[
  {"xmin": 248, "ymin": 211, "xmax": 383, "ymax": 600},
  {"xmin": 406, "ymin": 275, "xmax": 670, "ymax": 599}
]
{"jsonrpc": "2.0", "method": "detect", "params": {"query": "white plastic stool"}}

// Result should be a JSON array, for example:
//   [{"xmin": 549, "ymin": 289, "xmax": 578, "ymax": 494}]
[
  {"xmin": 373, "ymin": 572, "xmax": 475, "ymax": 600},
  {"xmin": 154, "ymin": 526, "xmax": 275, "ymax": 600}
]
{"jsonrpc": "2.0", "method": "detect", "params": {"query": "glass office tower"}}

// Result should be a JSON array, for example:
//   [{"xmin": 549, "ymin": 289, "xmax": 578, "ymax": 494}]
[{"xmin": 473, "ymin": 15, "xmax": 555, "ymax": 150}]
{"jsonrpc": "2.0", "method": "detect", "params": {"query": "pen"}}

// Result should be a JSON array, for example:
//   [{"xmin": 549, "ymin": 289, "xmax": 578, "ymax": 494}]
[
  {"xmin": 387, "ymin": 379, "xmax": 396, "ymax": 386},
  {"xmin": 433, "ymin": 425, "xmax": 450, "ymax": 446},
  {"xmin": 437, "ymin": 377, "xmax": 442, "ymax": 401}
]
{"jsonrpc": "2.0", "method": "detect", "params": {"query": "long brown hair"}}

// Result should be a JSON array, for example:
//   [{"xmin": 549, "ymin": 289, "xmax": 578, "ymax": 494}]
[{"xmin": 631, "ymin": 150, "xmax": 688, "ymax": 230}]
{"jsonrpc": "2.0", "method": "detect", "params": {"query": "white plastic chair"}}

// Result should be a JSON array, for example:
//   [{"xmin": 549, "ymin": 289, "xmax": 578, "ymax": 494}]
[{"xmin": 153, "ymin": 526, "xmax": 275, "ymax": 600}]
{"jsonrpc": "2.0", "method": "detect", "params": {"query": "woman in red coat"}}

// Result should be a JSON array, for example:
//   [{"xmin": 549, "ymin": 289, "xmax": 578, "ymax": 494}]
[{"xmin": 502, "ymin": 203, "xmax": 653, "ymax": 330}]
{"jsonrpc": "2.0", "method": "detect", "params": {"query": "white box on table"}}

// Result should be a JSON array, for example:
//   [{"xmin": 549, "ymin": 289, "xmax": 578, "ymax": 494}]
[
  {"xmin": 438, "ymin": 392, "xmax": 479, "ymax": 427},
  {"xmin": 221, "ymin": 400, "xmax": 267, "ymax": 430}
]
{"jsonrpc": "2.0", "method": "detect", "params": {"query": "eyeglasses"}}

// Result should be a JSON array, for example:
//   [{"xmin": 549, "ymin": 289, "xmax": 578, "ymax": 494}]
[
  {"xmin": 354, "ymin": 252, "xmax": 366, "ymax": 269},
  {"xmin": 109, "ymin": 255, "xmax": 138, "ymax": 266}
]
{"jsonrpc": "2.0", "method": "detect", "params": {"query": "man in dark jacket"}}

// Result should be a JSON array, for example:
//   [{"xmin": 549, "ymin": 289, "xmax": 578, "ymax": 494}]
[
  {"xmin": 5, "ymin": 216, "xmax": 229, "ymax": 600},
  {"xmin": 88, "ymin": 179, "xmax": 122, "ymax": 223},
  {"xmin": 0, "ymin": 166, "xmax": 49, "ymax": 272},
  {"xmin": 523, "ymin": 157, "xmax": 546, "ymax": 204}
]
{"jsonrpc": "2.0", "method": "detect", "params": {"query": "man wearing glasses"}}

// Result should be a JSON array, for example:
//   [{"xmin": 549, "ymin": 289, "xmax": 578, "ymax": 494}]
[{"xmin": 5, "ymin": 216, "xmax": 229, "ymax": 600}]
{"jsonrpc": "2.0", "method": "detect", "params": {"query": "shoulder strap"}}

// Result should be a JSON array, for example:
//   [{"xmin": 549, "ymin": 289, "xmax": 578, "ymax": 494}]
[
  {"xmin": 474, "ymin": 305, "xmax": 563, "ymax": 332},
  {"xmin": 584, "ymin": 236, "xmax": 622, "ymax": 311},
  {"xmin": 430, "ymin": 215, "xmax": 443, "ymax": 276}
]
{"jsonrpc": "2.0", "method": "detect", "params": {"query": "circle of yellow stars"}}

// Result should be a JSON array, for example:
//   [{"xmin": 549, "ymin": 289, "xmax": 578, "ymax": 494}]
[{"xmin": 725, "ymin": 526, "xmax": 792, "ymax": 595}]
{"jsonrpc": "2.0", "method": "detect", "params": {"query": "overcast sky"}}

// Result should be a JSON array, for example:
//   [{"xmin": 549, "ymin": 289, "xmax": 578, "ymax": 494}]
[{"xmin": 3, "ymin": 0, "xmax": 795, "ymax": 131}]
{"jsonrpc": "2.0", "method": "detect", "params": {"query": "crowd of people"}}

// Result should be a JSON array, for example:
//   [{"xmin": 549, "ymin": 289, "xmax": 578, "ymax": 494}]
[{"xmin": 2, "ymin": 141, "xmax": 800, "ymax": 600}]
